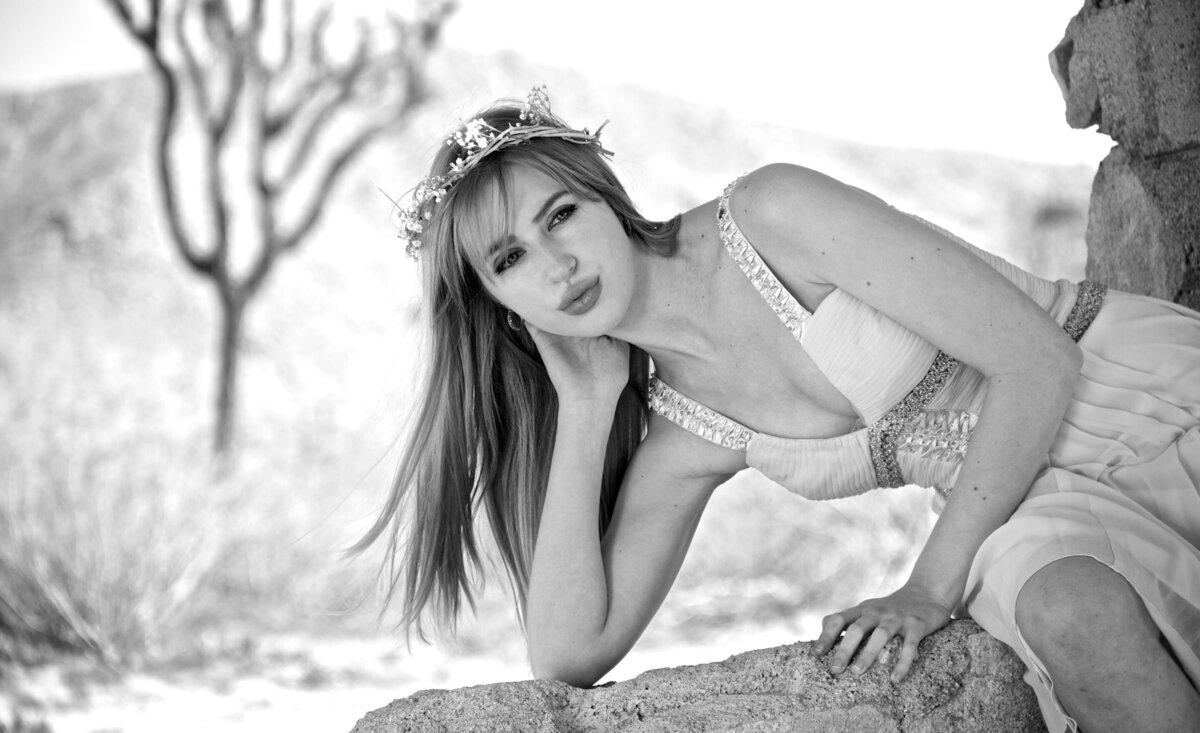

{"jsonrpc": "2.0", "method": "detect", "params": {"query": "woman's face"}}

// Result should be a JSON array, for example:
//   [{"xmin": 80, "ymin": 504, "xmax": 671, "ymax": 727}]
[{"xmin": 468, "ymin": 164, "xmax": 638, "ymax": 337}]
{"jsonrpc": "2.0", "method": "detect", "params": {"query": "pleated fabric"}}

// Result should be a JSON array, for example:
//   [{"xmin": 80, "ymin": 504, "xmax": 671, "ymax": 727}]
[
  {"xmin": 963, "ymin": 290, "xmax": 1200, "ymax": 732},
  {"xmin": 801, "ymin": 288, "xmax": 939, "ymax": 425}
]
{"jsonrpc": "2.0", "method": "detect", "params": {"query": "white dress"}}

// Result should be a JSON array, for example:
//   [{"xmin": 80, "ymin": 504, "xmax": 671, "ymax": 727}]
[{"xmin": 648, "ymin": 178, "xmax": 1200, "ymax": 731}]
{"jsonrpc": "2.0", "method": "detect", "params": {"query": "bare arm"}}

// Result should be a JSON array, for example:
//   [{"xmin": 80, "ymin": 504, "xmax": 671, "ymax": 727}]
[
  {"xmin": 524, "ymin": 326, "xmax": 738, "ymax": 686},
  {"xmin": 731, "ymin": 164, "xmax": 1081, "ymax": 680}
]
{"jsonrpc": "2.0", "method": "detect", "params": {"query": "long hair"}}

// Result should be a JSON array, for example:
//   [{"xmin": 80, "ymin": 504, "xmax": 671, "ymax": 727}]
[{"xmin": 353, "ymin": 100, "xmax": 680, "ymax": 640}]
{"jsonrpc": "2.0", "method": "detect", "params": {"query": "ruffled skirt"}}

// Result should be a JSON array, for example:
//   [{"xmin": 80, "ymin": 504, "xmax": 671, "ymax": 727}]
[{"xmin": 963, "ymin": 290, "xmax": 1200, "ymax": 732}]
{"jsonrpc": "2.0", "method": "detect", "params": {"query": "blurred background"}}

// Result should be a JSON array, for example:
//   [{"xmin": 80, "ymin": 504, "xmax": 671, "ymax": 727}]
[{"xmin": 0, "ymin": 0, "xmax": 1108, "ymax": 731}]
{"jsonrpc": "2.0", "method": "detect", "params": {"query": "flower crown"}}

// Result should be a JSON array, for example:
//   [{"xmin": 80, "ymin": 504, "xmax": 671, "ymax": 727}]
[{"xmin": 398, "ymin": 86, "xmax": 611, "ymax": 259}]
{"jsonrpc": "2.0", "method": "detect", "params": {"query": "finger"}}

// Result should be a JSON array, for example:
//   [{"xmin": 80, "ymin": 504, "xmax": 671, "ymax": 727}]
[
  {"xmin": 848, "ymin": 623, "xmax": 900, "ymax": 675},
  {"xmin": 890, "ymin": 622, "xmax": 925, "ymax": 683},
  {"xmin": 814, "ymin": 609, "xmax": 860, "ymax": 654},
  {"xmin": 829, "ymin": 620, "xmax": 873, "ymax": 674}
]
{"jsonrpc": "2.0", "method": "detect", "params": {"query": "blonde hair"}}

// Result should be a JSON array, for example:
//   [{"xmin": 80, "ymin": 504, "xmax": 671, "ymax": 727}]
[{"xmin": 354, "ymin": 101, "xmax": 680, "ymax": 639}]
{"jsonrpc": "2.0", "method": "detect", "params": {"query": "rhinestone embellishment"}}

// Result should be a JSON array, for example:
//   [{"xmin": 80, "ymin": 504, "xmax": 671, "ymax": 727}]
[
  {"xmin": 648, "ymin": 376, "xmax": 755, "ymax": 451},
  {"xmin": 718, "ymin": 178, "xmax": 812, "ymax": 341},
  {"xmin": 1064, "ymin": 280, "xmax": 1107, "ymax": 342},
  {"xmin": 867, "ymin": 350, "xmax": 960, "ymax": 488},
  {"xmin": 896, "ymin": 409, "xmax": 978, "ymax": 461}
]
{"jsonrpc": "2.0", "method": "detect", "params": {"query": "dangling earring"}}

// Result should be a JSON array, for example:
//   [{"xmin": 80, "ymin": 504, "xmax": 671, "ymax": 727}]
[{"xmin": 506, "ymin": 310, "xmax": 523, "ymax": 331}]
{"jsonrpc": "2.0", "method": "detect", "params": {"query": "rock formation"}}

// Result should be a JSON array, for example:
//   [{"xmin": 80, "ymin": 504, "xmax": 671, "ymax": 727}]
[
  {"xmin": 1050, "ymin": 0, "xmax": 1200, "ymax": 308},
  {"xmin": 350, "ymin": 620, "xmax": 1044, "ymax": 732}
]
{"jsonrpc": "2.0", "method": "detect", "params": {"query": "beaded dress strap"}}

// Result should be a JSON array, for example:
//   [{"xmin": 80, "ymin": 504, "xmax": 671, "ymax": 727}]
[
  {"xmin": 717, "ymin": 177, "xmax": 812, "ymax": 343},
  {"xmin": 648, "ymin": 376, "xmax": 756, "ymax": 451},
  {"xmin": 1064, "ymin": 280, "xmax": 1107, "ymax": 341}
]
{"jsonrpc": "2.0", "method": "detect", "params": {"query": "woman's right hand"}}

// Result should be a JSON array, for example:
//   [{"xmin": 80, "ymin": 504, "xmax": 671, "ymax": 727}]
[{"xmin": 525, "ymin": 323, "xmax": 630, "ymax": 409}]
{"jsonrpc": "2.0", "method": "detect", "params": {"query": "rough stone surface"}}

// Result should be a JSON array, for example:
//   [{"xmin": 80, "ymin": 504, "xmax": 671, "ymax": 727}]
[
  {"xmin": 1086, "ymin": 145, "xmax": 1200, "ymax": 306},
  {"xmin": 1053, "ymin": 0, "xmax": 1200, "ymax": 309},
  {"xmin": 349, "ymin": 620, "xmax": 1046, "ymax": 733},
  {"xmin": 1049, "ymin": 0, "xmax": 1200, "ymax": 157}
]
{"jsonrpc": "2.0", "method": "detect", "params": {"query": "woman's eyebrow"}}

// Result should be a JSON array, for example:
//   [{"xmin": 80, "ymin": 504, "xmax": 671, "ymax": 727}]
[
  {"xmin": 533, "ymin": 190, "xmax": 569, "ymax": 224},
  {"xmin": 482, "ymin": 189, "xmax": 570, "ymax": 263},
  {"xmin": 483, "ymin": 234, "xmax": 516, "ymax": 264}
]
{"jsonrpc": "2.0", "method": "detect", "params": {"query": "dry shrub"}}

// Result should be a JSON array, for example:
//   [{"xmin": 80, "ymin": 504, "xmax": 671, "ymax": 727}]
[{"xmin": 0, "ymin": 430, "xmax": 224, "ymax": 664}]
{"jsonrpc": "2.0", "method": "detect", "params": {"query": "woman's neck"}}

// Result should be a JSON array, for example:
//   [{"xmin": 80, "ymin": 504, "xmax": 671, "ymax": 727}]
[{"xmin": 608, "ymin": 216, "xmax": 726, "ymax": 375}]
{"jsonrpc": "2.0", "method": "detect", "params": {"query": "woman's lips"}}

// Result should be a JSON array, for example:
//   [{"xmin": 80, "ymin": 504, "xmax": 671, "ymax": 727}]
[{"xmin": 559, "ymin": 277, "xmax": 601, "ymax": 315}]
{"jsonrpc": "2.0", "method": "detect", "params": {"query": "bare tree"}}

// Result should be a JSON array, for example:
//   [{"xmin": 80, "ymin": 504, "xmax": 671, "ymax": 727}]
[{"xmin": 106, "ymin": 0, "xmax": 451, "ymax": 453}]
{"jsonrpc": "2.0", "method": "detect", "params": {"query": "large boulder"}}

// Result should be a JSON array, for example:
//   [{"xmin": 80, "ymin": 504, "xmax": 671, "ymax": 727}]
[
  {"xmin": 1049, "ymin": 0, "xmax": 1200, "ymax": 158},
  {"xmin": 1050, "ymin": 0, "xmax": 1200, "ymax": 306},
  {"xmin": 350, "ymin": 620, "xmax": 1045, "ymax": 732},
  {"xmin": 1086, "ymin": 145, "xmax": 1200, "ymax": 308}
]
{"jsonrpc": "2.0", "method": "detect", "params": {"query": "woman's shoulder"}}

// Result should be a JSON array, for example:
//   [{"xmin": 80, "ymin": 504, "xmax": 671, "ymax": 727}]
[
  {"xmin": 728, "ymin": 163, "xmax": 864, "ymax": 226},
  {"xmin": 674, "ymin": 165, "xmax": 829, "ymax": 247},
  {"xmin": 723, "ymin": 163, "xmax": 894, "ymax": 261}
]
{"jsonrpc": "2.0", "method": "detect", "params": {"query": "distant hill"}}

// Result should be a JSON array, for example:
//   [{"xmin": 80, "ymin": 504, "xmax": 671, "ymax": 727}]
[{"xmin": 0, "ymin": 47, "xmax": 1095, "ymax": 291}]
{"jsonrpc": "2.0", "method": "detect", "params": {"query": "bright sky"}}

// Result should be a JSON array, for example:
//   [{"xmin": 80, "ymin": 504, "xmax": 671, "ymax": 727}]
[{"xmin": 0, "ymin": 0, "xmax": 1110, "ymax": 164}]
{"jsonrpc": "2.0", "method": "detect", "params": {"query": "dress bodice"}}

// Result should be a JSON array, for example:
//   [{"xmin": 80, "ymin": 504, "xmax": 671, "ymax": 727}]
[{"xmin": 648, "ymin": 177, "xmax": 1104, "ymax": 506}]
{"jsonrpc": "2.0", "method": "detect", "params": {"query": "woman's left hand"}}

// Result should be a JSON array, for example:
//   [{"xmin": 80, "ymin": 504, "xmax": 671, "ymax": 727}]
[{"xmin": 813, "ymin": 582, "xmax": 953, "ymax": 683}]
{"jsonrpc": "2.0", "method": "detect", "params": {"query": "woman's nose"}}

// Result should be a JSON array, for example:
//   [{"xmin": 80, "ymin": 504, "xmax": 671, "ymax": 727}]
[{"xmin": 548, "ymin": 252, "xmax": 577, "ymax": 282}]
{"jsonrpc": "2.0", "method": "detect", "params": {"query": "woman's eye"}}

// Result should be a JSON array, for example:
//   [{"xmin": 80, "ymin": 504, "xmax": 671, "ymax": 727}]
[
  {"xmin": 495, "ymin": 249, "xmax": 523, "ymax": 274},
  {"xmin": 549, "ymin": 204, "xmax": 576, "ymax": 228}
]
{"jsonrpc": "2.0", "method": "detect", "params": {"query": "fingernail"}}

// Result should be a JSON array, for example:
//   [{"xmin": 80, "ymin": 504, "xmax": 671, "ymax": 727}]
[
  {"xmin": 851, "ymin": 665, "xmax": 863, "ymax": 675},
  {"xmin": 830, "ymin": 665, "xmax": 843, "ymax": 674}
]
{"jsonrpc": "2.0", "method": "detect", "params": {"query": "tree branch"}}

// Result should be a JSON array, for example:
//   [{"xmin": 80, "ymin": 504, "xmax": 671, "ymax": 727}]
[
  {"xmin": 276, "ymin": 35, "xmax": 370, "ymax": 182},
  {"xmin": 279, "ymin": 119, "xmax": 388, "ymax": 252},
  {"xmin": 174, "ymin": 0, "xmax": 214, "ymax": 123},
  {"xmin": 104, "ymin": 0, "xmax": 159, "ymax": 49},
  {"xmin": 107, "ymin": 0, "xmax": 216, "ymax": 276},
  {"xmin": 243, "ymin": 0, "xmax": 276, "ymax": 300},
  {"xmin": 211, "ymin": 34, "xmax": 245, "ymax": 140},
  {"xmin": 261, "ymin": 4, "xmax": 338, "ymax": 142},
  {"xmin": 306, "ymin": 5, "xmax": 332, "ymax": 69},
  {"xmin": 277, "ymin": 0, "xmax": 296, "ymax": 77},
  {"xmin": 202, "ymin": 0, "xmax": 246, "ymax": 141}
]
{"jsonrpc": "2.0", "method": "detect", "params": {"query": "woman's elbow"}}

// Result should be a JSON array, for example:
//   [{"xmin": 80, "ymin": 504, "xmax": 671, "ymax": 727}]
[
  {"xmin": 1030, "ymin": 336, "xmax": 1083, "ymax": 404},
  {"xmin": 528, "ymin": 635, "xmax": 618, "ymax": 688},
  {"xmin": 991, "ymin": 335, "xmax": 1081, "ymax": 395},
  {"xmin": 531, "ymin": 655, "xmax": 605, "ymax": 688},
  {"xmin": 1029, "ymin": 330, "xmax": 1083, "ymax": 386}
]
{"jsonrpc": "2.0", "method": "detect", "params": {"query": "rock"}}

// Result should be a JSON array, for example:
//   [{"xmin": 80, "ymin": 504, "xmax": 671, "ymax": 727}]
[
  {"xmin": 1049, "ymin": 0, "xmax": 1200, "ymax": 158},
  {"xmin": 1053, "ymin": 0, "xmax": 1200, "ymax": 308},
  {"xmin": 349, "ymin": 620, "xmax": 1046, "ymax": 733},
  {"xmin": 1086, "ymin": 145, "xmax": 1200, "ymax": 304}
]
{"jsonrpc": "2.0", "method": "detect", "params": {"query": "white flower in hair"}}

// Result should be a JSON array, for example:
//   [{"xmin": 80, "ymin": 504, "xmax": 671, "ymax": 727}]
[
  {"xmin": 451, "ymin": 118, "xmax": 498, "ymax": 156},
  {"xmin": 397, "ymin": 86, "xmax": 611, "ymax": 260},
  {"xmin": 520, "ymin": 85, "xmax": 551, "ymax": 124}
]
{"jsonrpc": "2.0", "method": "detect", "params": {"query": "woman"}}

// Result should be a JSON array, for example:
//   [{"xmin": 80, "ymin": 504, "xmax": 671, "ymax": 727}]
[{"xmin": 358, "ymin": 88, "xmax": 1200, "ymax": 732}]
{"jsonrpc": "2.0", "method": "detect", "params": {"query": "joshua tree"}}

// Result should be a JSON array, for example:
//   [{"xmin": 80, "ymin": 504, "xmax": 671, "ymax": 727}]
[{"xmin": 106, "ymin": 0, "xmax": 450, "ymax": 453}]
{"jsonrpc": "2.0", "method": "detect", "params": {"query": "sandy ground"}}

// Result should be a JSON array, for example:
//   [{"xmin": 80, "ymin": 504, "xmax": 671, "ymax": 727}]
[{"xmin": 2, "ymin": 618, "xmax": 819, "ymax": 733}]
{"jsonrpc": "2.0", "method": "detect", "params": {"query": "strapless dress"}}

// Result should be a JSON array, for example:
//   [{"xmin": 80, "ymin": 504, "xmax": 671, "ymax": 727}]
[{"xmin": 648, "ymin": 176, "xmax": 1200, "ymax": 732}]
